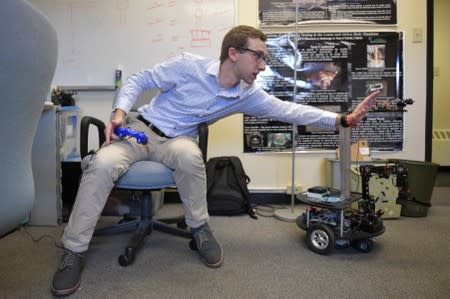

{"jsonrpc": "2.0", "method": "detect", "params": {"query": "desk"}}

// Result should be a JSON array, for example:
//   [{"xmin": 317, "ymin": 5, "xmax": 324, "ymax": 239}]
[
  {"xmin": 30, "ymin": 104, "xmax": 81, "ymax": 225},
  {"xmin": 30, "ymin": 103, "xmax": 61, "ymax": 225}
]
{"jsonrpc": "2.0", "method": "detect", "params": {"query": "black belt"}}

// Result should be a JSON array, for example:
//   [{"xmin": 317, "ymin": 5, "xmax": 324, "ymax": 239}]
[{"xmin": 137, "ymin": 115, "xmax": 169, "ymax": 138}]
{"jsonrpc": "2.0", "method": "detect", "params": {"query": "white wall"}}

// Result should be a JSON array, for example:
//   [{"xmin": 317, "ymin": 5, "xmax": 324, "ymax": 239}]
[
  {"xmin": 433, "ymin": 0, "xmax": 450, "ymax": 129},
  {"xmin": 74, "ymin": 0, "xmax": 428, "ymax": 191},
  {"xmin": 431, "ymin": 0, "xmax": 450, "ymax": 166}
]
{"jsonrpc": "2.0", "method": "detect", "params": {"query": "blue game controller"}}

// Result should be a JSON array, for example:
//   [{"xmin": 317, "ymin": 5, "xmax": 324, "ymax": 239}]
[{"xmin": 114, "ymin": 127, "xmax": 148, "ymax": 145}]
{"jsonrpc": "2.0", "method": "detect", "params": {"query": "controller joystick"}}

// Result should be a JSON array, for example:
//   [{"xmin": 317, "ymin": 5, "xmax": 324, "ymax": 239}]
[{"xmin": 114, "ymin": 127, "xmax": 148, "ymax": 145}]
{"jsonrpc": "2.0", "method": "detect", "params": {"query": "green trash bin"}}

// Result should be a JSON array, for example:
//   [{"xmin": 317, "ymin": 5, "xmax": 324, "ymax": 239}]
[{"xmin": 389, "ymin": 159, "xmax": 440, "ymax": 217}]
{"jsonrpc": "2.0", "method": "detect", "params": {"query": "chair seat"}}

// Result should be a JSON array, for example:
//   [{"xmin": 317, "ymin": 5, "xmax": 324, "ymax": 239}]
[
  {"xmin": 116, "ymin": 161, "xmax": 175, "ymax": 190},
  {"xmin": 81, "ymin": 117, "xmax": 207, "ymax": 266}
]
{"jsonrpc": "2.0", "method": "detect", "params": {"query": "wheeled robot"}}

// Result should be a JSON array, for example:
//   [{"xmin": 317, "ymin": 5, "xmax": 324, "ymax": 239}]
[
  {"xmin": 296, "ymin": 186, "xmax": 385, "ymax": 255},
  {"xmin": 295, "ymin": 121, "xmax": 394, "ymax": 255},
  {"xmin": 295, "ymin": 162, "xmax": 412, "ymax": 254}
]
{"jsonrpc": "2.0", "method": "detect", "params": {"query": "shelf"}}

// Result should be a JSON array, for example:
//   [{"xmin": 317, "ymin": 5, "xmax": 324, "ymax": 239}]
[{"xmin": 57, "ymin": 85, "xmax": 117, "ymax": 92}]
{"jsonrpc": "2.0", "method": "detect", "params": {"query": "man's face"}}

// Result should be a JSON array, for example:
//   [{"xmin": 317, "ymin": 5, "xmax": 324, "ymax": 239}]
[{"xmin": 235, "ymin": 38, "xmax": 268, "ymax": 85}]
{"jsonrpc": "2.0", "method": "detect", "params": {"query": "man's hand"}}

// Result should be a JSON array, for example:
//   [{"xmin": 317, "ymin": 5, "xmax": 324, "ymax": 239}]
[
  {"xmin": 104, "ymin": 109, "xmax": 126, "ymax": 144},
  {"xmin": 347, "ymin": 90, "xmax": 380, "ymax": 126}
]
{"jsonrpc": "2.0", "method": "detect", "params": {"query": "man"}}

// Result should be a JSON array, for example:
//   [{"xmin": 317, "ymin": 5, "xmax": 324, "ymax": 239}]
[{"xmin": 52, "ymin": 25, "xmax": 379, "ymax": 296}]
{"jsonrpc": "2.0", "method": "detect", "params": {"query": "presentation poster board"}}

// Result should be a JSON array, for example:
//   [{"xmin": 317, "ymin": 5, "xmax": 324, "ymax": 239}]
[
  {"xmin": 29, "ymin": 0, "xmax": 235, "ymax": 87},
  {"xmin": 258, "ymin": 0, "xmax": 397, "ymax": 25},
  {"xmin": 244, "ymin": 31, "xmax": 404, "ymax": 153}
]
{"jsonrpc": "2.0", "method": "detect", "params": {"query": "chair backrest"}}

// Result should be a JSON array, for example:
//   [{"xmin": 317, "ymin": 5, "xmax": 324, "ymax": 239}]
[
  {"xmin": 0, "ymin": 0, "xmax": 58, "ymax": 236},
  {"xmin": 198, "ymin": 122, "xmax": 209, "ymax": 164}
]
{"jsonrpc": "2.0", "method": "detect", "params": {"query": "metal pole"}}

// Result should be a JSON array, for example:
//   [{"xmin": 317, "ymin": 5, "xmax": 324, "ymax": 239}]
[
  {"xmin": 339, "ymin": 125, "xmax": 351, "ymax": 200},
  {"xmin": 290, "ymin": 3, "xmax": 300, "ymax": 212},
  {"xmin": 274, "ymin": 2, "xmax": 302, "ymax": 222}
]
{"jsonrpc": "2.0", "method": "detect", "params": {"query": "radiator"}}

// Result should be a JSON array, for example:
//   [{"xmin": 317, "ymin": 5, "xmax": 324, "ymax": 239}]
[{"xmin": 432, "ymin": 129, "xmax": 450, "ymax": 166}]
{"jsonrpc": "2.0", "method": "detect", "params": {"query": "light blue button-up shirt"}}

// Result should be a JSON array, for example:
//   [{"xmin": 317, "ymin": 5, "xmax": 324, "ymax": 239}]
[{"xmin": 114, "ymin": 52, "xmax": 337, "ymax": 138}]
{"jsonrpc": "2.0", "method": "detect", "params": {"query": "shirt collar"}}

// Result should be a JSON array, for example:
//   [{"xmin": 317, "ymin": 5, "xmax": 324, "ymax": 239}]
[
  {"xmin": 207, "ymin": 60, "xmax": 244, "ymax": 99},
  {"xmin": 207, "ymin": 60, "xmax": 220, "ymax": 78}
]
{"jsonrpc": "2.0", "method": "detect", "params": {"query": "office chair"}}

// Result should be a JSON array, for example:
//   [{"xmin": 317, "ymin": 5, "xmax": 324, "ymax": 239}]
[
  {"xmin": 0, "ymin": 0, "xmax": 57, "ymax": 237},
  {"xmin": 80, "ymin": 116, "xmax": 208, "ymax": 266}
]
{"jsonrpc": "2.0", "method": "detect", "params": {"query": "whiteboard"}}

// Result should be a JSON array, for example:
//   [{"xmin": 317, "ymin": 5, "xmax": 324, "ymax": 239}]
[{"xmin": 29, "ymin": 0, "xmax": 236, "ymax": 87}]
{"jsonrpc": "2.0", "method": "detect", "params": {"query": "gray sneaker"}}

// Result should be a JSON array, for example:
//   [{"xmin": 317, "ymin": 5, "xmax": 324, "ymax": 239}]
[
  {"xmin": 192, "ymin": 223, "xmax": 223, "ymax": 268},
  {"xmin": 51, "ymin": 249, "xmax": 84, "ymax": 297}
]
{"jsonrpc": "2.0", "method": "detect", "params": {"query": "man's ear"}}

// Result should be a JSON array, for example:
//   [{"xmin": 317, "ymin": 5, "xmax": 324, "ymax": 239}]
[{"xmin": 228, "ymin": 47, "xmax": 239, "ymax": 62}]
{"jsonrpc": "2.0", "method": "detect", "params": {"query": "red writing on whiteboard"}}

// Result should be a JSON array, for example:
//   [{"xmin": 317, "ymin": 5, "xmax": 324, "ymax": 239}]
[
  {"xmin": 147, "ymin": 18, "xmax": 164, "ymax": 26},
  {"xmin": 152, "ymin": 33, "xmax": 164, "ymax": 43},
  {"xmin": 147, "ymin": 1, "xmax": 164, "ymax": 10},
  {"xmin": 190, "ymin": 29, "xmax": 210, "ymax": 48}
]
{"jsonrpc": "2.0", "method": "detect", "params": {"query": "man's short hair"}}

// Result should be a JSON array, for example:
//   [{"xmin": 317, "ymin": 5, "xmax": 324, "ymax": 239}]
[{"xmin": 220, "ymin": 25, "xmax": 267, "ymax": 63}]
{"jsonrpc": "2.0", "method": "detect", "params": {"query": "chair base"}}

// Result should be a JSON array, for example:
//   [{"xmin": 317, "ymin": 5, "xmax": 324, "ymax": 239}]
[{"xmin": 94, "ymin": 191, "xmax": 192, "ymax": 267}]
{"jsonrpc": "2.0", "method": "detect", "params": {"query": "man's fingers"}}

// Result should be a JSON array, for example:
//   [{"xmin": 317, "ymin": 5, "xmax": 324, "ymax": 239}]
[
  {"xmin": 366, "ymin": 90, "xmax": 380, "ymax": 103},
  {"xmin": 104, "ymin": 127, "xmax": 111, "ymax": 144},
  {"xmin": 357, "ymin": 90, "xmax": 380, "ymax": 111}
]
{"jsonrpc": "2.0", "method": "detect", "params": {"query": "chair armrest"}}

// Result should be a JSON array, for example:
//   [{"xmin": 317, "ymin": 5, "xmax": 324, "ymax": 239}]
[
  {"xmin": 80, "ymin": 116, "xmax": 106, "ymax": 158},
  {"xmin": 198, "ymin": 122, "xmax": 209, "ymax": 164}
]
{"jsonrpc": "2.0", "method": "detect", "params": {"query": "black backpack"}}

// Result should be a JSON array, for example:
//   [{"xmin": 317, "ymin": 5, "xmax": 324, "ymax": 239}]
[{"xmin": 206, "ymin": 156, "xmax": 256, "ymax": 219}]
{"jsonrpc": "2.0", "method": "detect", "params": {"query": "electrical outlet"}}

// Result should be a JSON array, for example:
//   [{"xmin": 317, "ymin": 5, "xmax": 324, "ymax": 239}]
[
  {"xmin": 286, "ymin": 185, "xmax": 303, "ymax": 195},
  {"xmin": 412, "ymin": 28, "xmax": 423, "ymax": 43},
  {"xmin": 433, "ymin": 67, "xmax": 440, "ymax": 77}
]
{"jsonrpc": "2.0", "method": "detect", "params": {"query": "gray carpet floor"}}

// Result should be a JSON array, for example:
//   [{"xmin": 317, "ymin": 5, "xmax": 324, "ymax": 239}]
[{"xmin": 1, "ymin": 188, "xmax": 449, "ymax": 299}]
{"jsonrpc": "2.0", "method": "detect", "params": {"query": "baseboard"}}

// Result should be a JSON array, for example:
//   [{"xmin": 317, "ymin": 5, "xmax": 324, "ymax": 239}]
[
  {"xmin": 164, "ymin": 189, "xmax": 291, "ymax": 205},
  {"xmin": 249, "ymin": 192, "xmax": 291, "ymax": 205},
  {"xmin": 439, "ymin": 166, "xmax": 450, "ymax": 172}
]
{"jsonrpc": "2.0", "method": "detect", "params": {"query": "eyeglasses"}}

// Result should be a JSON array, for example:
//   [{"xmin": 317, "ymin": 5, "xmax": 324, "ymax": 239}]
[{"xmin": 237, "ymin": 47, "xmax": 267, "ymax": 62}]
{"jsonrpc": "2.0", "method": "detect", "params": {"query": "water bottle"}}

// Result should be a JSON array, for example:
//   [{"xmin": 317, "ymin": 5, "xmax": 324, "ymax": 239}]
[{"xmin": 115, "ymin": 65, "xmax": 122, "ymax": 89}]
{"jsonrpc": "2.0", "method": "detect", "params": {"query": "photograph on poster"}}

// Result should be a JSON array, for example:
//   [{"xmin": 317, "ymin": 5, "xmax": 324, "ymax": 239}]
[
  {"xmin": 245, "ymin": 31, "xmax": 403, "ymax": 153},
  {"xmin": 301, "ymin": 62, "xmax": 343, "ymax": 91},
  {"xmin": 243, "ymin": 117, "xmax": 295, "ymax": 152},
  {"xmin": 367, "ymin": 44, "xmax": 386, "ymax": 69},
  {"xmin": 258, "ymin": 0, "xmax": 397, "ymax": 25},
  {"xmin": 267, "ymin": 132, "xmax": 293, "ymax": 148}
]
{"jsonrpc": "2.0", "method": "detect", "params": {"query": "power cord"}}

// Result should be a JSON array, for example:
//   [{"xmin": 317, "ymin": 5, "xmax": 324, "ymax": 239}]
[
  {"xmin": 17, "ymin": 139, "xmax": 135, "ymax": 249},
  {"xmin": 20, "ymin": 224, "xmax": 65, "ymax": 249},
  {"xmin": 254, "ymin": 204, "xmax": 291, "ymax": 218}
]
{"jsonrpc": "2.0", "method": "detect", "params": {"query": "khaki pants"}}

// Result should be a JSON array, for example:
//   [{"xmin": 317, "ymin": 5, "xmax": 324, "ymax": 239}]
[{"xmin": 62, "ymin": 116, "xmax": 209, "ymax": 253}]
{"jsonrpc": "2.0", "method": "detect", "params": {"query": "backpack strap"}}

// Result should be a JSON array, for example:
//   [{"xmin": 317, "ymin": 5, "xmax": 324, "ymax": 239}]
[
  {"xmin": 206, "ymin": 157, "xmax": 218, "ymax": 193},
  {"xmin": 228, "ymin": 157, "xmax": 250, "ymax": 200},
  {"xmin": 228, "ymin": 157, "xmax": 257, "ymax": 219}
]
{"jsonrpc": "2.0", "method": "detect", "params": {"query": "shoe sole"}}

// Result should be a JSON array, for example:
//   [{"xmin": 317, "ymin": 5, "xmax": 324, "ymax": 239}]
[
  {"xmin": 201, "ymin": 256, "xmax": 224, "ymax": 268},
  {"xmin": 51, "ymin": 280, "xmax": 80, "ymax": 297},
  {"xmin": 199, "ymin": 244, "xmax": 224, "ymax": 268}
]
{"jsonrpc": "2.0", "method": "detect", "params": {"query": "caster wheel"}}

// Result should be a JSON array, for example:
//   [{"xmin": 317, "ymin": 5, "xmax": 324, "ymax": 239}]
[
  {"xmin": 353, "ymin": 239, "xmax": 374, "ymax": 253},
  {"xmin": 119, "ymin": 254, "xmax": 131, "ymax": 267},
  {"xmin": 306, "ymin": 224, "xmax": 335, "ymax": 255},
  {"xmin": 118, "ymin": 247, "xmax": 135, "ymax": 267},
  {"xmin": 335, "ymin": 239, "xmax": 350, "ymax": 249},
  {"xmin": 177, "ymin": 220, "xmax": 187, "ymax": 229},
  {"xmin": 189, "ymin": 239, "xmax": 198, "ymax": 251}
]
